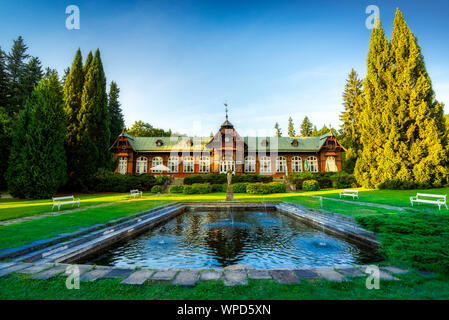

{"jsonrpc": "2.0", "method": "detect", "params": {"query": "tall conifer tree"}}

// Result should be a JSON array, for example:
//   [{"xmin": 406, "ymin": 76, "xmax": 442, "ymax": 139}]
[
  {"xmin": 287, "ymin": 117, "xmax": 295, "ymax": 137},
  {"xmin": 6, "ymin": 73, "xmax": 67, "ymax": 199},
  {"xmin": 355, "ymin": 17, "xmax": 391, "ymax": 188},
  {"xmin": 300, "ymin": 116, "xmax": 313, "ymax": 137},
  {"xmin": 274, "ymin": 122, "xmax": 282, "ymax": 137},
  {"xmin": 77, "ymin": 49, "xmax": 111, "ymax": 178},
  {"xmin": 108, "ymin": 81, "xmax": 124, "ymax": 145}
]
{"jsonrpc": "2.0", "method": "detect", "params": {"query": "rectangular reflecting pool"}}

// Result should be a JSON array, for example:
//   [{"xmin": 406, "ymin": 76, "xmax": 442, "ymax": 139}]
[{"xmin": 80, "ymin": 209, "xmax": 380, "ymax": 269}]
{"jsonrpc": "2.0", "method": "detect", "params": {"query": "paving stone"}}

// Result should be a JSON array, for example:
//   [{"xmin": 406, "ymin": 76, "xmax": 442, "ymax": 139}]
[
  {"xmin": 199, "ymin": 270, "xmax": 222, "ymax": 281},
  {"xmin": 270, "ymin": 270, "xmax": 299, "ymax": 284},
  {"xmin": 18, "ymin": 263, "xmax": 55, "ymax": 275},
  {"xmin": 80, "ymin": 266, "xmax": 113, "ymax": 281},
  {"xmin": 172, "ymin": 270, "xmax": 200, "ymax": 287},
  {"xmin": 0, "ymin": 263, "xmax": 33, "ymax": 277},
  {"xmin": 30, "ymin": 265, "xmax": 67, "ymax": 280},
  {"xmin": 247, "ymin": 269, "xmax": 272, "ymax": 280},
  {"xmin": 121, "ymin": 270, "xmax": 154, "ymax": 285},
  {"xmin": 381, "ymin": 266, "xmax": 409, "ymax": 275},
  {"xmin": 61, "ymin": 264, "xmax": 94, "ymax": 277},
  {"xmin": 103, "ymin": 268, "xmax": 135, "ymax": 279},
  {"xmin": 294, "ymin": 269, "xmax": 320, "ymax": 280},
  {"xmin": 313, "ymin": 267, "xmax": 344, "ymax": 282},
  {"xmin": 337, "ymin": 266, "xmax": 365, "ymax": 277},
  {"xmin": 224, "ymin": 264, "xmax": 255, "ymax": 271},
  {"xmin": 224, "ymin": 270, "xmax": 248, "ymax": 286},
  {"xmin": 0, "ymin": 262, "xmax": 16, "ymax": 270},
  {"xmin": 150, "ymin": 269, "xmax": 178, "ymax": 281}
]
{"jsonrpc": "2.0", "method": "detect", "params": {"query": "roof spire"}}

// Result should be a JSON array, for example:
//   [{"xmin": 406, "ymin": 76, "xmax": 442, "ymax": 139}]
[{"xmin": 224, "ymin": 102, "xmax": 229, "ymax": 122}]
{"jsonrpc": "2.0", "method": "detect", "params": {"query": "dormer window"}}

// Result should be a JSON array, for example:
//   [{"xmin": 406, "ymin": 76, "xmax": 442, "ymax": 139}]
[
  {"xmin": 186, "ymin": 139, "xmax": 193, "ymax": 146},
  {"xmin": 156, "ymin": 139, "xmax": 164, "ymax": 147},
  {"xmin": 291, "ymin": 139, "xmax": 298, "ymax": 147},
  {"xmin": 260, "ymin": 139, "xmax": 269, "ymax": 147}
]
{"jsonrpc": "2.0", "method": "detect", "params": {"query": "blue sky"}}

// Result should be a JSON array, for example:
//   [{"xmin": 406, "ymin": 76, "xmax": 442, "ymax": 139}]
[{"xmin": 1, "ymin": 0, "xmax": 448, "ymax": 137}]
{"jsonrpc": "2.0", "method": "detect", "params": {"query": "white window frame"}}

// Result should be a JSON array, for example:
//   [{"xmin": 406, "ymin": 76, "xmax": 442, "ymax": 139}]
[
  {"xmin": 199, "ymin": 156, "xmax": 210, "ymax": 173},
  {"xmin": 291, "ymin": 156, "xmax": 302, "ymax": 173},
  {"xmin": 136, "ymin": 156, "xmax": 148, "ymax": 174},
  {"xmin": 220, "ymin": 160, "xmax": 235, "ymax": 174},
  {"xmin": 168, "ymin": 156, "xmax": 179, "ymax": 173},
  {"xmin": 244, "ymin": 156, "xmax": 256, "ymax": 173},
  {"xmin": 276, "ymin": 156, "xmax": 287, "ymax": 173},
  {"xmin": 183, "ymin": 156, "xmax": 194, "ymax": 173},
  {"xmin": 260, "ymin": 156, "xmax": 271, "ymax": 174},
  {"xmin": 152, "ymin": 156, "xmax": 163, "ymax": 173},
  {"xmin": 306, "ymin": 156, "xmax": 319, "ymax": 173},
  {"xmin": 118, "ymin": 156, "xmax": 127, "ymax": 175}
]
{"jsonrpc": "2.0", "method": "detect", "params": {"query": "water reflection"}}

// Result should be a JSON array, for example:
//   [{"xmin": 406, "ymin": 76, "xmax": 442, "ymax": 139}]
[{"xmin": 84, "ymin": 210, "xmax": 379, "ymax": 269}]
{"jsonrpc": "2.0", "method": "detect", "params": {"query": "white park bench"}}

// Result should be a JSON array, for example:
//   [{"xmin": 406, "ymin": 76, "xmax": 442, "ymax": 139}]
[
  {"xmin": 339, "ymin": 189, "xmax": 359, "ymax": 200},
  {"xmin": 130, "ymin": 189, "xmax": 143, "ymax": 199},
  {"xmin": 410, "ymin": 193, "xmax": 447, "ymax": 210},
  {"xmin": 52, "ymin": 195, "xmax": 80, "ymax": 211}
]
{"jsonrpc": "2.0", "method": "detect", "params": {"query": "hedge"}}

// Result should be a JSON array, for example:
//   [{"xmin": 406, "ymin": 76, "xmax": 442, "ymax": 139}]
[
  {"xmin": 151, "ymin": 185, "xmax": 162, "ymax": 193},
  {"xmin": 183, "ymin": 173, "xmax": 273, "ymax": 185},
  {"xmin": 289, "ymin": 171, "xmax": 357, "ymax": 190},
  {"xmin": 246, "ymin": 182, "xmax": 286, "ymax": 194},
  {"xmin": 183, "ymin": 183, "xmax": 213, "ymax": 194},
  {"xmin": 169, "ymin": 185, "xmax": 184, "ymax": 193},
  {"xmin": 84, "ymin": 169, "xmax": 169, "ymax": 193}
]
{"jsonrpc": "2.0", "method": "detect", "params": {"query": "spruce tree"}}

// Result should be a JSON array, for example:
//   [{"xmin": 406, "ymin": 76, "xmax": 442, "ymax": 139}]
[
  {"xmin": 340, "ymin": 69, "xmax": 364, "ymax": 173},
  {"xmin": 287, "ymin": 117, "xmax": 295, "ymax": 137},
  {"xmin": 22, "ymin": 57, "xmax": 43, "ymax": 98},
  {"xmin": 0, "ymin": 48, "xmax": 8, "ymax": 108},
  {"xmin": 108, "ymin": 81, "xmax": 125, "ymax": 144},
  {"xmin": 274, "ymin": 122, "xmax": 282, "ymax": 137},
  {"xmin": 6, "ymin": 73, "xmax": 67, "ymax": 199},
  {"xmin": 354, "ymin": 16, "xmax": 391, "ymax": 188},
  {"xmin": 300, "ymin": 116, "xmax": 313, "ymax": 137},
  {"xmin": 64, "ymin": 49, "xmax": 84, "ymax": 179},
  {"xmin": 77, "ymin": 49, "xmax": 111, "ymax": 178}
]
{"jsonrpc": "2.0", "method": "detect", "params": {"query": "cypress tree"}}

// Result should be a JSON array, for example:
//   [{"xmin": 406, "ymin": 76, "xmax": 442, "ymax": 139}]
[
  {"xmin": 274, "ymin": 122, "xmax": 282, "ymax": 137},
  {"xmin": 287, "ymin": 117, "xmax": 295, "ymax": 137},
  {"xmin": 108, "ymin": 81, "xmax": 125, "ymax": 145},
  {"xmin": 340, "ymin": 69, "xmax": 364, "ymax": 173},
  {"xmin": 77, "ymin": 49, "xmax": 111, "ymax": 178},
  {"xmin": 355, "ymin": 16, "xmax": 391, "ymax": 188},
  {"xmin": 64, "ymin": 49, "xmax": 84, "ymax": 179},
  {"xmin": 83, "ymin": 51, "xmax": 93, "ymax": 77},
  {"xmin": 6, "ymin": 72, "xmax": 67, "ymax": 199},
  {"xmin": 300, "ymin": 116, "xmax": 313, "ymax": 137}
]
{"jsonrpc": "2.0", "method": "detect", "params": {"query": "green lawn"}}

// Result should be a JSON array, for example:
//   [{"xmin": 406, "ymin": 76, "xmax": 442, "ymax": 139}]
[
  {"xmin": 0, "ymin": 193, "xmax": 139, "ymax": 221},
  {"xmin": 301, "ymin": 187, "xmax": 449, "ymax": 211},
  {"xmin": 1, "ymin": 272, "xmax": 448, "ymax": 300}
]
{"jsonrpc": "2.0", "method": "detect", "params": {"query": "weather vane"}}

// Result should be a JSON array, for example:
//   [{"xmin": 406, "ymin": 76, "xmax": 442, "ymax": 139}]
[{"xmin": 224, "ymin": 102, "xmax": 229, "ymax": 121}]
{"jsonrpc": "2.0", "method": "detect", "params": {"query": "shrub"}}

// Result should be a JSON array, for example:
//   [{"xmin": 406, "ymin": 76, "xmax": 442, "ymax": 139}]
[
  {"xmin": 246, "ymin": 182, "xmax": 286, "ymax": 194},
  {"xmin": 302, "ymin": 179, "xmax": 320, "ymax": 191},
  {"xmin": 169, "ymin": 185, "xmax": 184, "ymax": 193},
  {"xmin": 288, "ymin": 172, "xmax": 314, "ymax": 190},
  {"xmin": 183, "ymin": 183, "xmax": 212, "ymax": 194},
  {"xmin": 151, "ymin": 185, "xmax": 162, "ymax": 193},
  {"xmin": 211, "ymin": 184, "xmax": 227, "ymax": 193},
  {"xmin": 330, "ymin": 171, "xmax": 358, "ymax": 189},
  {"xmin": 183, "ymin": 173, "xmax": 273, "ymax": 185},
  {"xmin": 377, "ymin": 179, "xmax": 429, "ymax": 190},
  {"xmin": 232, "ymin": 183, "xmax": 248, "ymax": 193}
]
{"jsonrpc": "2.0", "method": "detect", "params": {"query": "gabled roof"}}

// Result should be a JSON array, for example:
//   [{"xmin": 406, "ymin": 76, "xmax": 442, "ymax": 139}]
[{"xmin": 121, "ymin": 132, "xmax": 332, "ymax": 153}]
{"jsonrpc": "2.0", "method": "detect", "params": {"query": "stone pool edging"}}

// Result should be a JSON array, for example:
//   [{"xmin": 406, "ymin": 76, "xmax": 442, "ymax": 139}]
[{"xmin": 0, "ymin": 261, "xmax": 410, "ymax": 287}]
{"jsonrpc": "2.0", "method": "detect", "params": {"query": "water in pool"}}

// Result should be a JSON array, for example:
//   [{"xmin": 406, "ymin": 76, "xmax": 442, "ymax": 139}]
[{"xmin": 83, "ymin": 210, "xmax": 379, "ymax": 269}]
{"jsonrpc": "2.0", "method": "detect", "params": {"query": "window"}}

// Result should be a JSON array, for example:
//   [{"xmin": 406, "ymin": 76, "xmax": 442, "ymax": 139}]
[
  {"xmin": 168, "ymin": 156, "xmax": 179, "ymax": 173},
  {"xmin": 305, "ymin": 156, "xmax": 318, "ymax": 173},
  {"xmin": 325, "ymin": 156, "xmax": 338, "ymax": 172},
  {"xmin": 245, "ymin": 156, "xmax": 256, "ymax": 173},
  {"xmin": 183, "ymin": 156, "xmax": 194, "ymax": 173},
  {"xmin": 152, "ymin": 157, "xmax": 163, "ymax": 173},
  {"xmin": 136, "ymin": 156, "xmax": 147, "ymax": 174},
  {"xmin": 220, "ymin": 160, "xmax": 235, "ymax": 174},
  {"xmin": 199, "ymin": 156, "xmax": 210, "ymax": 173},
  {"xmin": 276, "ymin": 156, "xmax": 287, "ymax": 173},
  {"xmin": 118, "ymin": 157, "xmax": 127, "ymax": 175},
  {"xmin": 291, "ymin": 156, "xmax": 302, "ymax": 172},
  {"xmin": 260, "ymin": 156, "xmax": 271, "ymax": 174}
]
